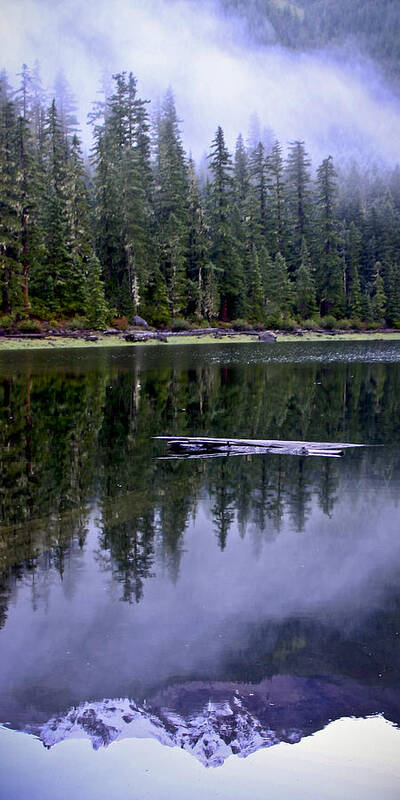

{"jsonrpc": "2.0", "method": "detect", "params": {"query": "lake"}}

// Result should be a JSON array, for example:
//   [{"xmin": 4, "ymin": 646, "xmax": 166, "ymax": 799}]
[{"xmin": 0, "ymin": 340, "xmax": 399, "ymax": 799}]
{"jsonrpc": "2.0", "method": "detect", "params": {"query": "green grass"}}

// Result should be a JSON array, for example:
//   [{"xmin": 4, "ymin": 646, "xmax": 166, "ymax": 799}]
[
  {"xmin": 0, "ymin": 333, "xmax": 259, "ymax": 350},
  {"xmin": 277, "ymin": 331, "xmax": 400, "ymax": 342},
  {"xmin": 0, "ymin": 330, "xmax": 399, "ymax": 351}
]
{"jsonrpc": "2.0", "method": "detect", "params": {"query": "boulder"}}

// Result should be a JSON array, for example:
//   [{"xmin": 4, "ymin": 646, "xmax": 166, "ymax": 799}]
[
  {"xmin": 84, "ymin": 335, "xmax": 98, "ymax": 342},
  {"xmin": 258, "ymin": 331, "xmax": 277, "ymax": 343},
  {"xmin": 131, "ymin": 315, "xmax": 149, "ymax": 328}
]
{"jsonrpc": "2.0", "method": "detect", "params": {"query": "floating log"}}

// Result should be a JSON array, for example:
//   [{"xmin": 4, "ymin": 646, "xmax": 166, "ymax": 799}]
[
  {"xmin": 155, "ymin": 436, "xmax": 363, "ymax": 450},
  {"xmin": 154, "ymin": 435, "xmax": 365, "ymax": 460}
]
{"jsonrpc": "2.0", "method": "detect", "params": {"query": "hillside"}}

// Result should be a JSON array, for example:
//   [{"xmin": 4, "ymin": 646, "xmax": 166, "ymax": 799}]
[{"xmin": 219, "ymin": 0, "xmax": 400, "ymax": 85}]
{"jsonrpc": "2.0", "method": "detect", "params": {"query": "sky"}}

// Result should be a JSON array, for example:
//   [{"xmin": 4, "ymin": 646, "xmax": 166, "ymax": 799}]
[{"xmin": 1, "ymin": 0, "xmax": 400, "ymax": 165}]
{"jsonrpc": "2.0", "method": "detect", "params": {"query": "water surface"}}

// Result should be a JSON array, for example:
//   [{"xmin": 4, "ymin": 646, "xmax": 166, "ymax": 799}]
[{"xmin": 0, "ymin": 341, "xmax": 399, "ymax": 796}]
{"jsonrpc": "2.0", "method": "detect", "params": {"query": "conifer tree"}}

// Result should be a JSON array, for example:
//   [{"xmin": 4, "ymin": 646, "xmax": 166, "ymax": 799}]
[
  {"xmin": 149, "ymin": 266, "xmax": 170, "ymax": 327},
  {"xmin": 372, "ymin": 261, "xmax": 387, "ymax": 322},
  {"xmin": 63, "ymin": 134, "xmax": 95, "ymax": 311},
  {"xmin": 186, "ymin": 159, "xmax": 209, "ymax": 320},
  {"xmin": 274, "ymin": 252, "xmax": 293, "ymax": 314},
  {"xmin": 232, "ymin": 134, "xmax": 249, "ymax": 278},
  {"xmin": 203, "ymin": 262, "xmax": 220, "ymax": 321},
  {"xmin": 233, "ymin": 134, "xmax": 249, "ymax": 205},
  {"xmin": 85, "ymin": 254, "xmax": 109, "ymax": 328},
  {"xmin": 122, "ymin": 73, "xmax": 153, "ymax": 314},
  {"xmin": 153, "ymin": 89, "xmax": 188, "ymax": 319},
  {"xmin": 258, "ymin": 244, "xmax": 273, "ymax": 300},
  {"xmin": 247, "ymin": 246, "xmax": 264, "ymax": 323},
  {"xmin": 264, "ymin": 250, "xmax": 292, "ymax": 318},
  {"xmin": 246, "ymin": 142, "xmax": 268, "ymax": 254},
  {"xmin": 295, "ymin": 238, "xmax": 317, "ymax": 320},
  {"xmin": 285, "ymin": 140, "xmax": 311, "ymax": 270},
  {"xmin": 15, "ymin": 68, "xmax": 43, "ymax": 313},
  {"xmin": 267, "ymin": 140, "xmax": 287, "ymax": 256},
  {"xmin": 38, "ymin": 99, "xmax": 71, "ymax": 310},
  {"xmin": 54, "ymin": 70, "xmax": 79, "ymax": 157},
  {"xmin": 315, "ymin": 156, "xmax": 344, "ymax": 316},
  {"xmin": 90, "ymin": 72, "xmax": 153, "ymax": 315},
  {"xmin": 363, "ymin": 289, "xmax": 374, "ymax": 326},
  {"xmin": 30, "ymin": 61, "xmax": 47, "ymax": 156},
  {"xmin": 385, "ymin": 262, "xmax": 400, "ymax": 325},
  {"xmin": 208, "ymin": 126, "xmax": 243, "ymax": 319},
  {"xmin": 0, "ymin": 73, "xmax": 23, "ymax": 314},
  {"xmin": 346, "ymin": 221, "xmax": 363, "ymax": 317}
]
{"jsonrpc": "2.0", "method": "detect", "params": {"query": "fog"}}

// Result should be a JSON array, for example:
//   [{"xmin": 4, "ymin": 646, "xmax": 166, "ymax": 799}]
[{"xmin": 1, "ymin": 0, "xmax": 400, "ymax": 164}]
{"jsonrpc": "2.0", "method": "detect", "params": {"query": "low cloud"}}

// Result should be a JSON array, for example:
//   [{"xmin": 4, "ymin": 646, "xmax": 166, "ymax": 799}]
[{"xmin": 1, "ymin": 0, "xmax": 400, "ymax": 164}]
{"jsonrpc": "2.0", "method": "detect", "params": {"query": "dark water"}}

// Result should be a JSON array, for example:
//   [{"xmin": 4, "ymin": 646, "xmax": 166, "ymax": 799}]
[{"xmin": 0, "ymin": 341, "xmax": 400, "ymax": 791}]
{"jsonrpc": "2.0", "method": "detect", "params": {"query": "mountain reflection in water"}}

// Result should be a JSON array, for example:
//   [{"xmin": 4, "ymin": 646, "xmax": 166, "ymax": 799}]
[{"xmin": 0, "ymin": 342, "xmax": 399, "ymax": 767}]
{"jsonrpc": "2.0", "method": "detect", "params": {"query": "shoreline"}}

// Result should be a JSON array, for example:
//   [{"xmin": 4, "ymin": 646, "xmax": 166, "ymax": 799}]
[{"xmin": 0, "ymin": 329, "xmax": 400, "ymax": 350}]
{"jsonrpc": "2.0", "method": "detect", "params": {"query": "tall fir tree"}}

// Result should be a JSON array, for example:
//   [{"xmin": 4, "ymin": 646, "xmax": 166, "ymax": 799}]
[
  {"xmin": 0, "ymin": 73, "xmax": 23, "ymax": 314},
  {"xmin": 246, "ymin": 141, "xmax": 268, "ymax": 255},
  {"xmin": 267, "ymin": 139, "xmax": 287, "ymax": 257},
  {"xmin": 295, "ymin": 238, "xmax": 317, "ymax": 320},
  {"xmin": 346, "ymin": 221, "xmax": 363, "ymax": 317},
  {"xmin": 385, "ymin": 262, "xmax": 400, "ymax": 325},
  {"xmin": 54, "ymin": 70, "xmax": 79, "ymax": 157},
  {"xmin": 247, "ymin": 245, "xmax": 264, "ymax": 323},
  {"xmin": 153, "ymin": 89, "xmax": 188, "ymax": 319},
  {"xmin": 65, "ymin": 134, "xmax": 107, "ymax": 316},
  {"xmin": 263, "ymin": 250, "xmax": 292, "ymax": 319},
  {"xmin": 315, "ymin": 156, "xmax": 345, "ymax": 316},
  {"xmin": 372, "ymin": 261, "xmax": 387, "ymax": 322},
  {"xmin": 90, "ymin": 72, "xmax": 153, "ymax": 315},
  {"xmin": 208, "ymin": 126, "xmax": 244, "ymax": 320},
  {"xmin": 15, "ymin": 65, "xmax": 43, "ymax": 312},
  {"xmin": 38, "ymin": 99, "xmax": 71, "ymax": 310},
  {"xmin": 285, "ymin": 140, "xmax": 312, "ymax": 271},
  {"xmin": 186, "ymin": 158, "xmax": 209, "ymax": 320}
]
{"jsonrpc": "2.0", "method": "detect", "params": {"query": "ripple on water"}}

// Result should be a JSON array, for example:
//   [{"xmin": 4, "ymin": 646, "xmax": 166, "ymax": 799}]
[{"xmin": 206, "ymin": 340, "xmax": 400, "ymax": 366}]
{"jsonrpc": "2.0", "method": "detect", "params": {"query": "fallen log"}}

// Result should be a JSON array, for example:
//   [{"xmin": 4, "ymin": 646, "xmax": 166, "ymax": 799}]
[
  {"xmin": 154, "ymin": 435, "xmax": 365, "ymax": 460},
  {"xmin": 7, "ymin": 333, "xmax": 47, "ymax": 339},
  {"xmin": 154, "ymin": 435, "xmax": 364, "ymax": 450}
]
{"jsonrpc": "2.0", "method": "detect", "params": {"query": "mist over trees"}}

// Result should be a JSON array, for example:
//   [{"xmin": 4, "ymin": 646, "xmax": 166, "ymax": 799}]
[
  {"xmin": 217, "ymin": 0, "xmax": 400, "ymax": 86},
  {"xmin": 1, "ymin": 64, "xmax": 400, "ymax": 329}
]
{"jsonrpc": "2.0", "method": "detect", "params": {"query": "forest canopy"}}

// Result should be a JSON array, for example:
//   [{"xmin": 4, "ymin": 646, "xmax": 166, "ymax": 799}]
[{"xmin": 1, "ymin": 64, "xmax": 400, "ymax": 330}]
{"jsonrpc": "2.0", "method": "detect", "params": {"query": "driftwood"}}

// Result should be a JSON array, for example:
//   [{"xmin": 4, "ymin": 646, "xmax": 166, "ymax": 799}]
[
  {"xmin": 6, "ymin": 333, "xmax": 47, "ymax": 339},
  {"xmin": 124, "ymin": 332, "xmax": 168, "ymax": 343},
  {"xmin": 154, "ymin": 436, "xmax": 365, "ymax": 460}
]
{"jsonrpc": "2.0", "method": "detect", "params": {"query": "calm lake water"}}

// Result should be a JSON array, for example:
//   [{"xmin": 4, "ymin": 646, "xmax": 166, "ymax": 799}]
[{"xmin": 0, "ymin": 340, "xmax": 400, "ymax": 799}]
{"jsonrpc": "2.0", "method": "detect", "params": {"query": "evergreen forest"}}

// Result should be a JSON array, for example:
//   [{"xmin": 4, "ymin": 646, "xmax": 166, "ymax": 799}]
[
  {"xmin": 218, "ymin": 0, "xmax": 400, "ymax": 86},
  {"xmin": 1, "ymin": 64, "xmax": 400, "ymax": 332}
]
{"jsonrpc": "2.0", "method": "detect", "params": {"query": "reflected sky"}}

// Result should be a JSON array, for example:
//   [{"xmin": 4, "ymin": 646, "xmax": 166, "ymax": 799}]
[
  {"xmin": 1, "ymin": 717, "xmax": 399, "ymax": 800},
  {"xmin": 1, "ymin": 484, "xmax": 400, "ymax": 711}
]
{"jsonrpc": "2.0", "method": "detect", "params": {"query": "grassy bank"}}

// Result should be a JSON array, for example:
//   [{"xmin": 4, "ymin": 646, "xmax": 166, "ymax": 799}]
[{"xmin": 0, "ymin": 330, "xmax": 400, "ymax": 351}]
